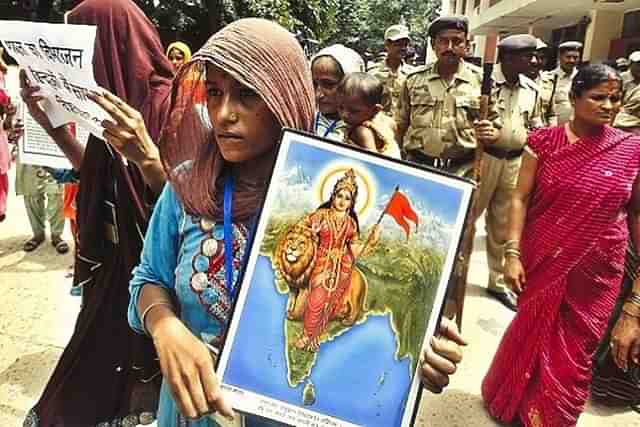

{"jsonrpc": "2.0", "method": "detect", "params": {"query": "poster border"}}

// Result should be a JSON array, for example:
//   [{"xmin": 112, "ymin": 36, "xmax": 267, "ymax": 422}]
[{"xmin": 217, "ymin": 128, "xmax": 475, "ymax": 426}]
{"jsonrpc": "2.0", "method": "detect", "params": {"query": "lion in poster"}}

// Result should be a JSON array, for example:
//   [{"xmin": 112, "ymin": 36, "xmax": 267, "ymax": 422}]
[{"xmin": 274, "ymin": 223, "xmax": 367, "ymax": 326}]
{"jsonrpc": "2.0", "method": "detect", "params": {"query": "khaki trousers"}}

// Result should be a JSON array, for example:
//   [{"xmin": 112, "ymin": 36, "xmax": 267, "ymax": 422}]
[
  {"xmin": 472, "ymin": 152, "xmax": 522, "ymax": 294},
  {"xmin": 24, "ymin": 182, "xmax": 64, "ymax": 238}
]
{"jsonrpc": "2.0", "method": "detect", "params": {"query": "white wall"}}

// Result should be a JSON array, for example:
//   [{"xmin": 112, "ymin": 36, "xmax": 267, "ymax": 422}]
[{"xmin": 583, "ymin": 9, "xmax": 623, "ymax": 62}]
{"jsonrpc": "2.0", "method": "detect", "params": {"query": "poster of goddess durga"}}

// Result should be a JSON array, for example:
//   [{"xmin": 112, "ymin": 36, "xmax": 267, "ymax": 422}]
[
  {"xmin": 277, "ymin": 168, "xmax": 420, "ymax": 353},
  {"xmin": 218, "ymin": 131, "xmax": 474, "ymax": 427}
]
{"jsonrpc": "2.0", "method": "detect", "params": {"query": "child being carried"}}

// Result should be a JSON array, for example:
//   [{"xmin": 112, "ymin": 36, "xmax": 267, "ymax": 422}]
[{"xmin": 338, "ymin": 72, "xmax": 401, "ymax": 159}]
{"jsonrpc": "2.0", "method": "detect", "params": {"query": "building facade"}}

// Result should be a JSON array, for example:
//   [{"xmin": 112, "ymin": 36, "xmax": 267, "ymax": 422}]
[{"xmin": 444, "ymin": 0, "xmax": 640, "ymax": 64}]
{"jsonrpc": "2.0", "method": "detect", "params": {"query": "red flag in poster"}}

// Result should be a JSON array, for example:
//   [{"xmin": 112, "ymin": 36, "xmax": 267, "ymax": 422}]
[{"xmin": 384, "ymin": 189, "xmax": 419, "ymax": 240}]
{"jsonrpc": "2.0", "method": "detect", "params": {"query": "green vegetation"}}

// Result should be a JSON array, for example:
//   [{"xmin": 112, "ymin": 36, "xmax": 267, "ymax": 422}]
[{"xmin": 13, "ymin": 1, "xmax": 441, "ymax": 60}]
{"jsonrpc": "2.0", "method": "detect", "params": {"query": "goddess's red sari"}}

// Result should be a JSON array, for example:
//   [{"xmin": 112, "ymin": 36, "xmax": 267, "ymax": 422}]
[
  {"xmin": 482, "ymin": 125, "xmax": 640, "ymax": 426},
  {"xmin": 302, "ymin": 208, "xmax": 357, "ymax": 342}
]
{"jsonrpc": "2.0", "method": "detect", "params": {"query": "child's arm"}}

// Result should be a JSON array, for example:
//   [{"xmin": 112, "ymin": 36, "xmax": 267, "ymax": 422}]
[{"xmin": 351, "ymin": 125, "xmax": 378, "ymax": 152}]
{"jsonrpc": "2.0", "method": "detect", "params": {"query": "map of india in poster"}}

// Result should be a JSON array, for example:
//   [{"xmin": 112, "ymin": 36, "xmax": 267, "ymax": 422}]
[{"xmin": 218, "ymin": 131, "xmax": 473, "ymax": 427}]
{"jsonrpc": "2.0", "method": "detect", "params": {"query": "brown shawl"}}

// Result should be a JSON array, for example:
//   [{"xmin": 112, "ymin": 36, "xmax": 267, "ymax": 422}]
[
  {"xmin": 69, "ymin": 0, "xmax": 174, "ymax": 261},
  {"xmin": 160, "ymin": 18, "xmax": 315, "ymax": 222}
]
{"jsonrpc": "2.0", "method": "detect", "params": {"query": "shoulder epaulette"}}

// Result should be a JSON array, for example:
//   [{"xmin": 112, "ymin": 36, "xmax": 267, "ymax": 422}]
[
  {"xmin": 521, "ymin": 74, "xmax": 539, "ymax": 92},
  {"xmin": 540, "ymin": 70, "xmax": 556, "ymax": 81},
  {"xmin": 407, "ymin": 64, "xmax": 429, "ymax": 77},
  {"xmin": 464, "ymin": 61, "xmax": 483, "ymax": 74},
  {"xmin": 404, "ymin": 65, "xmax": 429, "ymax": 84}
]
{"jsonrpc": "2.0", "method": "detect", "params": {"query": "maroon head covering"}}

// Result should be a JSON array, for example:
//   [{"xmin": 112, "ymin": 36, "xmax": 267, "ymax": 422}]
[
  {"xmin": 68, "ymin": 0, "xmax": 174, "ymax": 262},
  {"xmin": 68, "ymin": 0, "xmax": 174, "ymax": 141},
  {"xmin": 161, "ymin": 18, "xmax": 315, "ymax": 221}
]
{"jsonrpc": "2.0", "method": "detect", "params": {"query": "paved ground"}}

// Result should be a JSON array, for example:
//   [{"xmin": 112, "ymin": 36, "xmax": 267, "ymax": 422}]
[{"xmin": 0, "ymin": 167, "xmax": 638, "ymax": 426}]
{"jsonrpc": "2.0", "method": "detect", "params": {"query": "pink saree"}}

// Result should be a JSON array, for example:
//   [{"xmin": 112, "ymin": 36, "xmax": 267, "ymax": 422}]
[
  {"xmin": 0, "ymin": 75, "xmax": 9, "ymax": 218},
  {"xmin": 482, "ymin": 125, "xmax": 640, "ymax": 426}
]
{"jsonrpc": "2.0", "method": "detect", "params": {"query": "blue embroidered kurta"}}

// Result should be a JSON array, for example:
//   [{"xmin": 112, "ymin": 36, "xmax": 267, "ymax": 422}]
[{"xmin": 129, "ymin": 184, "xmax": 279, "ymax": 427}]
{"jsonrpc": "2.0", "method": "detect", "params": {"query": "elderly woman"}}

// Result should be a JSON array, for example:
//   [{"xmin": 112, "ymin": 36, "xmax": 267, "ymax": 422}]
[
  {"xmin": 311, "ymin": 44, "xmax": 365, "ymax": 141},
  {"xmin": 482, "ymin": 64, "xmax": 640, "ymax": 426}
]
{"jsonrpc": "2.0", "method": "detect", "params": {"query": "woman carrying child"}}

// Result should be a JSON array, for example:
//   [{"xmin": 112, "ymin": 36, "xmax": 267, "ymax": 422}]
[
  {"xmin": 311, "ymin": 44, "xmax": 364, "ymax": 141},
  {"xmin": 338, "ymin": 72, "xmax": 401, "ymax": 158}
]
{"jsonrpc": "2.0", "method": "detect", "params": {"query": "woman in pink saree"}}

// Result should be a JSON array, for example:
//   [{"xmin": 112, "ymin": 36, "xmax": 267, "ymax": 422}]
[{"xmin": 482, "ymin": 64, "xmax": 640, "ymax": 426}]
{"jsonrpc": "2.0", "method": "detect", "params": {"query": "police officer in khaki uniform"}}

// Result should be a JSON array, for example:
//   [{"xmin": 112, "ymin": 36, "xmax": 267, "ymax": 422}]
[
  {"xmin": 614, "ymin": 51, "xmax": 640, "ymax": 133},
  {"xmin": 616, "ymin": 57, "xmax": 631, "ymax": 73},
  {"xmin": 397, "ymin": 16, "xmax": 500, "ymax": 175},
  {"xmin": 542, "ymin": 41, "xmax": 582, "ymax": 125},
  {"xmin": 473, "ymin": 34, "xmax": 544, "ymax": 311},
  {"xmin": 621, "ymin": 51, "xmax": 640, "ymax": 99},
  {"xmin": 528, "ymin": 38, "xmax": 557, "ymax": 127},
  {"xmin": 369, "ymin": 24, "xmax": 414, "ymax": 117}
]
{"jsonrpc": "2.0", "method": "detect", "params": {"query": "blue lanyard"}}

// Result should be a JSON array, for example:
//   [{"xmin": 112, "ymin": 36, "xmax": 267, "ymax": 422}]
[
  {"xmin": 314, "ymin": 112, "xmax": 339, "ymax": 138},
  {"xmin": 223, "ymin": 173, "xmax": 237, "ymax": 300},
  {"xmin": 223, "ymin": 172, "xmax": 259, "ymax": 302}
]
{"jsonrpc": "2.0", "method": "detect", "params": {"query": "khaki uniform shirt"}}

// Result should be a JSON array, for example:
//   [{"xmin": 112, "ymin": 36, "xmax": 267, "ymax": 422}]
[
  {"xmin": 542, "ymin": 67, "xmax": 577, "ymax": 125},
  {"xmin": 369, "ymin": 60, "xmax": 414, "ymax": 116},
  {"xmin": 534, "ymin": 73, "xmax": 558, "ymax": 127},
  {"xmin": 614, "ymin": 81, "xmax": 640, "ymax": 129},
  {"xmin": 613, "ymin": 72, "xmax": 640, "ymax": 129},
  {"xmin": 396, "ymin": 60, "xmax": 500, "ymax": 159},
  {"xmin": 492, "ymin": 68, "xmax": 543, "ymax": 150},
  {"xmin": 622, "ymin": 71, "xmax": 640, "ymax": 104}
]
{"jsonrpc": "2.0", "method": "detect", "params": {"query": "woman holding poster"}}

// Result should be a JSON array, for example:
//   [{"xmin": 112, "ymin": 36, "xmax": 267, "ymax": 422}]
[
  {"xmin": 20, "ymin": 0, "xmax": 174, "ymax": 426},
  {"xmin": 127, "ymin": 17, "xmax": 466, "ymax": 426}
]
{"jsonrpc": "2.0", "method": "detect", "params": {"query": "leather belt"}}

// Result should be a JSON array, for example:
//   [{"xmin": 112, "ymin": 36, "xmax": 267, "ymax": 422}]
[
  {"xmin": 484, "ymin": 146, "xmax": 523, "ymax": 160},
  {"xmin": 407, "ymin": 150, "xmax": 474, "ymax": 170}
]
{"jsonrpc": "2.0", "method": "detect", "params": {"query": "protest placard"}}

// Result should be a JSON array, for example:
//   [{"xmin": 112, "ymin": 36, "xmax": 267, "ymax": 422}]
[
  {"xmin": 17, "ymin": 103, "xmax": 89, "ymax": 170},
  {"xmin": 0, "ymin": 21, "xmax": 107, "ymax": 142}
]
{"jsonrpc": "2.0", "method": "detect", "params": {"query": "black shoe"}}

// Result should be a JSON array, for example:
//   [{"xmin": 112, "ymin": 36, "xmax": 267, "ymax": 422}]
[{"xmin": 487, "ymin": 289, "xmax": 518, "ymax": 311}]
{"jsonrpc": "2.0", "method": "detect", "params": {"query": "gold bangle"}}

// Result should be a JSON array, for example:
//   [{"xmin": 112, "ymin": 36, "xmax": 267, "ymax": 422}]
[
  {"xmin": 140, "ymin": 301, "xmax": 174, "ymax": 336},
  {"xmin": 622, "ymin": 302, "xmax": 640, "ymax": 318},
  {"xmin": 505, "ymin": 239, "xmax": 520, "ymax": 250},
  {"xmin": 628, "ymin": 292, "xmax": 640, "ymax": 306},
  {"xmin": 504, "ymin": 248, "xmax": 521, "ymax": 257}
]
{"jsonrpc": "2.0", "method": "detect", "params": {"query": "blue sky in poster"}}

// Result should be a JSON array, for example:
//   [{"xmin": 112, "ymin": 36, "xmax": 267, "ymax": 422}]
[{"xmin": 283, "ymin": 139, "xmax": 464, "ymax": 224}]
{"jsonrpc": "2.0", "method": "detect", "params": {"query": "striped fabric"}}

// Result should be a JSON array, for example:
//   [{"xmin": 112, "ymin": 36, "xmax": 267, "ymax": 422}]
[
  {"xmin": 592, "ymin": 247, "xmax": 640, "ymax": 407},
  {"xmin": 482, "ymin": 125, "xmax": 640, "ymax": 426}
]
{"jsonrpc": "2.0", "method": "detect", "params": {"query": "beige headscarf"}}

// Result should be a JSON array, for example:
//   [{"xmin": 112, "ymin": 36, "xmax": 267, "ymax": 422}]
[
  {"xmin": 312, "ymin": 44, "xmax": 365, "ymax": 76},
  {"xmin": 160, "ymin": 18, "xmax": 315, "ymax": 221}
]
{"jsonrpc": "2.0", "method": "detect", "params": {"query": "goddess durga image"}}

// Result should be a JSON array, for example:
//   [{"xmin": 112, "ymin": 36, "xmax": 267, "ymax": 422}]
[
  {"xmin": 293, "ymin": 169, "xmax": 381, "ymax": 352},
  {"xmin": 275, "ymin": 168, "xmax": 419, "ymax": 353}
]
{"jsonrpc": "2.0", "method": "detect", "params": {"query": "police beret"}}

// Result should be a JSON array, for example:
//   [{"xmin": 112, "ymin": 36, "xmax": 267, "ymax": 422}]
[
  {"xmin": 558, "ymin": 41, "xmax": 583, "ymax": 51},
  {"xmin": 497, "ymin": 34, "xmax": 538, "ymax": 52},
  {"xmin": 617, "ymin": 57, "xmax": 630, "ymax": 67},
  {"xmin": 535, "ymin": 38, "xmax": 548, "ymax": 50},
  {"xmin": 428, "ymin": 16, "xmax": 468, "ymax": 38}
]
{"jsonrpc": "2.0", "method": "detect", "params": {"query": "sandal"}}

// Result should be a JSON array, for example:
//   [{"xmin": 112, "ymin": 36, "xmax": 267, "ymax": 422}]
[
  {"xmin": 23, "ymin": 236, "xmax": 45, "ymax": 252},
  {"xmin": 51, "ymin": 236, "xmax": 70, "ymax": 254}
]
